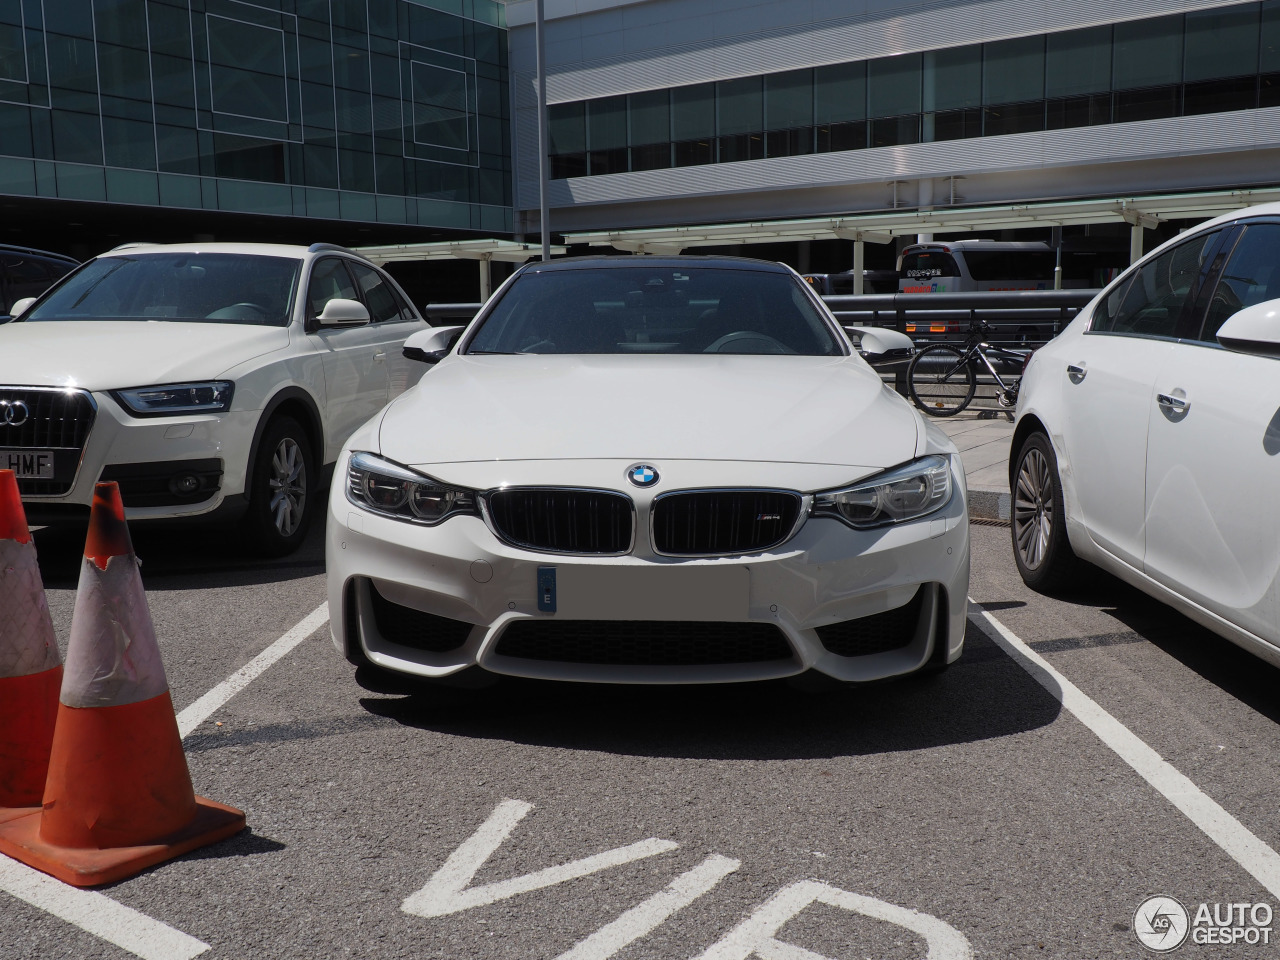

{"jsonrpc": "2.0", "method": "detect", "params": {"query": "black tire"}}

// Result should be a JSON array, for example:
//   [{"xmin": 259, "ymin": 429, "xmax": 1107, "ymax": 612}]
[
  {"xmin": 243, "ymin": 416, "xmax": 315, "ymax": 556},
  {"xmin": 907, "ymin": 345, "xmax": 976, "ymax": 416},
  {"xmin": 1010, "ymin": 431, "xmax": 1084, "ymax": 593}
]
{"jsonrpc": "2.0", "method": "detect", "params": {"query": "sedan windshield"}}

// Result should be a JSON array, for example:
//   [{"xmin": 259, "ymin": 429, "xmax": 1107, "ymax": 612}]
[
  {"xmin": 466, "ymin": 266, "xmax": 842, "ymax": 356},
  {"xmin": 22, "ymin": 253, "xmax": 302, "ymax": 326}
]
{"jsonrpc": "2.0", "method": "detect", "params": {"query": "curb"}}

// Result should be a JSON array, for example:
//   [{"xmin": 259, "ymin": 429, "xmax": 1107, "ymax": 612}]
[{"xmin": 968, "ymin": 488, "xmax": 1009, "ymax": 522}]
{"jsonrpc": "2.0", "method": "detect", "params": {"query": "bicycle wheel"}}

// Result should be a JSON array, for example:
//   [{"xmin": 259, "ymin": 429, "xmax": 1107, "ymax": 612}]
[{"xmin": 907, "ymin": 344, "xmax": 976, "ymax": 416}]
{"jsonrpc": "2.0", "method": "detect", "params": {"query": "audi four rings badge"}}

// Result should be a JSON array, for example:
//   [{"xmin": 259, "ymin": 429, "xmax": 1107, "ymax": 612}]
[{"xmin": 0, "ymin": 401, "xmax": 29, "ymax": 427}]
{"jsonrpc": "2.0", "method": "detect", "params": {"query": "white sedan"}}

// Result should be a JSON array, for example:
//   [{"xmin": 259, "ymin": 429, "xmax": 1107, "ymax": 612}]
[
  {"xmin": 1011, "ymin": 202, "xmax": 1280, "ymax": 666},
  {"xmin": 327, "ymin": 257, "xmax": 969, "ymax": 685}
]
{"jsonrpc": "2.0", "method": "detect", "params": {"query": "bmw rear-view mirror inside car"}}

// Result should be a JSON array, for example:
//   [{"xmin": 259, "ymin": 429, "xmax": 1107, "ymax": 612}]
[{"xmin": 316, "ymin": 298, "xmax": 370, "ymax": 326}]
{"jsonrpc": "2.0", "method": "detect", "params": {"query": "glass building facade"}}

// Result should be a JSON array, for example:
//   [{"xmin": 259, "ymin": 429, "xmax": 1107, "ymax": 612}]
[
  {"xmin": 0, "ymin": 0, "xmax": 510, "ymax": 232},
  {"xmin": 549, "ymin": 2, "xmax": 1280, "ymax": 180}
]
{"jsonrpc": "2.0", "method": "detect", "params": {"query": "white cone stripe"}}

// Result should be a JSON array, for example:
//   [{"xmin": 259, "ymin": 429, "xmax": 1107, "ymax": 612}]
[
  {"xmin": 176, "ymin": 603, "xmax": 329, "ymax": 739},
  {"xmin": 0, "ymin": 858, "xmax": 209, "ymax": 960},
  {"xmin": 0, "ymin": 538, "xmax": 60, "ymax": 678},
  {"xmin": 971, "ymin": 600, "xmax": 1280, "ymax": 900},
  {"xmin": 62, "ymin": 555, "xmax": 168, "ymax": 709}
]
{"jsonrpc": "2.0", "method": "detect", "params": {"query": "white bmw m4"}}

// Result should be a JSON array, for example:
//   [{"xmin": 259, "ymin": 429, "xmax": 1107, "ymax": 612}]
[{"xmin": 326, "ymin": 257, "xmax": 969, "ymax": 686}]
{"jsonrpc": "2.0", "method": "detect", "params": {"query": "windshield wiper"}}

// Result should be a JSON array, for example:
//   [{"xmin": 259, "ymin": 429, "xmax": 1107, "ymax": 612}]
[{"xmin": 468, "ymin": 349, "xmax": 521, "ymax": 355}]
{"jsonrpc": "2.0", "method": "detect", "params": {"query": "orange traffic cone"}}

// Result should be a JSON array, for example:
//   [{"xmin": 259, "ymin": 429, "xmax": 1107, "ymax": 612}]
[
  {"xmin": 0, "ymin": 482, "xmax": 244, "ymax": 886},
  {"xmin": 0, "ymin": 470, "xmax": 63, "ymax": 824}
]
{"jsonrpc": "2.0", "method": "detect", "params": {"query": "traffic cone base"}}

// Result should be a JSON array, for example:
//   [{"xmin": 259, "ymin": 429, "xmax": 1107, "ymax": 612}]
[
  {"xmin": 0, "ymin": 667, "xmax": 62, "ymax": 818},
  {"xmin": 0, "ymin": 796, "xmax": 244, "ymax": 887}
]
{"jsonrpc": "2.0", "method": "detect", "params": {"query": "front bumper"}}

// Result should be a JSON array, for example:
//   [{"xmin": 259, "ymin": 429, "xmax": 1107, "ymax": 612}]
[
  {"xmin": 326, "ymin": 461, "xmax": 970, "ymax": 685},
  {"xmin": 12, "ymin": 388, "xmax": 257, "ymax": 521}
]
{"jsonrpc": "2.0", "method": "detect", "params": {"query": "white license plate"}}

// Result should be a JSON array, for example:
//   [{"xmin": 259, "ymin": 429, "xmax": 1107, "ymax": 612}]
[{"xmin": 0, "ymin": 449, "xmax": 55, "ymax": 479}]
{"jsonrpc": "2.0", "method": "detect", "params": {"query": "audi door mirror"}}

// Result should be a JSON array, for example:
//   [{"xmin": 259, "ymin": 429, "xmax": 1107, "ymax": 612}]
[{"xmin": 317, "ymin": 298, "xmax": 370, "ymax": 326}]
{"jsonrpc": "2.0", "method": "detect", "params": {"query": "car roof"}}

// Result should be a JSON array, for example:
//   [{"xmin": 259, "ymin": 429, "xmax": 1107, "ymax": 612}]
[
  {"xmin": 903, "ymin": 240, "xmax": 1051, "ymax": 251},
  {"xmin": 0, "ymin": 244, "xmax": 78, "ymax": 264},
  {"xmin": 95, "ymin": 241, "xmax": 365, "ymax": 260},
  {"xmin": 519, "ymin": 255, "xmax": 794, "ymax": 274}
]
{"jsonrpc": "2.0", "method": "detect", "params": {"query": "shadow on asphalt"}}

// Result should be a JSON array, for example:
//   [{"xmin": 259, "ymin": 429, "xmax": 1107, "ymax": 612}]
[
  {"xmin": 28, "ymin": 491, "xmax": 328, "ymax": 590},
  {"xmin": 354, "ymin": 621, "xmax": 1064, "ymax": 761}
]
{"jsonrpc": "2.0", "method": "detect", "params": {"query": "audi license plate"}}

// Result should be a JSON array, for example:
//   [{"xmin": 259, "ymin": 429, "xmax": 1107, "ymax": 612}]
[{"xmin": 1, "ymin": 449, "xmax": 54, "ymax": 479}]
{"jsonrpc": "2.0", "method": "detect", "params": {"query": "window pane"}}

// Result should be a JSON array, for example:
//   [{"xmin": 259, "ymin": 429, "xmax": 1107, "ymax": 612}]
[
  {"xmin": 814, "ymin": 62, "xmax": 865, "ymax": 123},
  {"xmin": 308, "ymin": 258, "xmax": 358, "ymax": 318},
  {"xmin": 548, "ymin": 101, "xmax": 584, "ymax": 153},
  {"xmin": 208, "ymin": 16, "xmax": 287, "ymax": 122},
  {"xmin": 1113, "ymin": 15, "xmax": 1183, "ymax": 89},
  {"xmin": 1184, "ymin": 6, "xmax": 1260, "ymax": 82},
  {"xmin": 1046, "ymin": 26, "xmax": 1112, "ymax": 97},
  {"xmin": 1202, "ymin": 223, "xmax": 1280, "ymax": 340},
  {"xmin": 348, "ymin": 261, "xmax": 400, "ymax": 323},
  {"xmin": 671, "ymin": 83, "xmax": 714, "ymax": 140},
  {"xmin": 1101, "ymin": 231, "xmax": 1218, "ymax": 337},
  {"xmin": 1264, "ymin": 0, "xmax": 1280, "ymax": 72},
  {"xmin": 629, "ymin": 89, "xmax": 668, "ymax": 145},
  {"xmin": 587, "ymin": 95, "xmax": 626, "ymax": 149},
  {"xmin": 412, "ymin": 63, "xmax": 468, "ymax": 150},
  {"xmin": 716, "ymin": 76, "xmax": 762, "ymax": 135},
  {"xmin": 984, "ymin": 36, "xmax": 1044, "ymax": 104},
  {"xmin": 924, "ymin": 46, "xmax": 980, "ymax": 111},
  {"xmin": 868, "ymin": 54, "xmax": 920, "ymax": 118},
  {"xmin": 765, "ymin": 69, "xmax": 812, "ymax": 128}
]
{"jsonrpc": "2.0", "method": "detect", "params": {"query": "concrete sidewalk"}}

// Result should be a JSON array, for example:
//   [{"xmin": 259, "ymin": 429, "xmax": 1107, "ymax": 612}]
[{"xmin": 934, "ymin": 410, "xmax": 1014, "ymax": 521}]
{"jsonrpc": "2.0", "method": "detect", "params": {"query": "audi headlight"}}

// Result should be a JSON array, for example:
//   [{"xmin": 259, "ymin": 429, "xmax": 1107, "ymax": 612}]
[
  {"xmin": 112, "ymin": 381, "xmax": 233, "ymax": 416},
  {"xmin": 812, "ymin": 455, "xmax": 953, "ymax": 528},
  {"xmin": 346, "ymin": 451, "xmax": 476, "ymax": 525}
]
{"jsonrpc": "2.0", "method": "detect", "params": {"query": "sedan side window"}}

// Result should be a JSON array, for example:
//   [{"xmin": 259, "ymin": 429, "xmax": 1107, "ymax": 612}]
[
  {"xmin": 307, "ymin": 258, "xmax": 358, "ymax": 322},
  {"xmin": 1093, "ymin": 231, "xmax": 1219, "ymax": 338},
  {"xmin": 1199, "ymin": 223, "xmax": 1280, "ymax": 343},
  {"xmin": 348, "ymin": 262, "xmax": 402, "ymax": 324}
]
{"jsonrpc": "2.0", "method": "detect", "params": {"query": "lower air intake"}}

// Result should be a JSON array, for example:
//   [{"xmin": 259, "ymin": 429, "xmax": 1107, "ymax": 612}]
[
  {"xmin": 494, "ymin": 620, "xmax": 793, "ymax": 665},
  {"xmin": 368, "ymin": 581, "xmax": 473, "ymax": 652},
  {"xmin": 815, "ymin": 586, "xmax": 925, "ymax": 657}
]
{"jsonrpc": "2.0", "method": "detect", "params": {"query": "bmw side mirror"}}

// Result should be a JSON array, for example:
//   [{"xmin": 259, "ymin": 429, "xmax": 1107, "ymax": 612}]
[
  {"xmin": 317, "ymin": 298, "xmax": 370, "ymax": 326},
  {"xmin": 844, "ymin": 324, "xmax": 916, "ymax": 366},
  {"xmin": 9, "ymin": 297, "xmax": 36, "ymax": 320},
  {"xmin": 403, "ymin": 325, "xmax": 464, "ymax": 364},
  {"xmin": 1217, "ymin": 299, "xmax": 1280, "ymax": 358}
]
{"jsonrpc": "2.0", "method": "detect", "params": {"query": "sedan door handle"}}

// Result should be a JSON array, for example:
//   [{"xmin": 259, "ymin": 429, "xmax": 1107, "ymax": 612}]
[
  {"xmin": 1066, "ymin": 362, "xmax": 1087, "ymax": 384},
  {"xmin": 1156, "ymin": 392, "xmax": 1189, "ymax": 414},
  {"xmin": 373, "ymin": 351, "xmax": 387, "ymax": 363}
]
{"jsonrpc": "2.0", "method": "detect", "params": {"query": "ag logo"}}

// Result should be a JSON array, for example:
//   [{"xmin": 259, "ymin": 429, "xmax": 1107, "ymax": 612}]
[{"xmin": 1134, "ymin": 896, "xmax": 1190, "ymax": 952}]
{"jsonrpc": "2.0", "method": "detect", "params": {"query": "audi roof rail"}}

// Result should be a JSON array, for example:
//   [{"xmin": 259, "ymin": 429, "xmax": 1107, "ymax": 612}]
[
  {"xmin": 0, "ymin": 243, "xmax": 78, "ymax": 262},
  {"xmin": 108, "ymin": 241, "xmax": 160, "ymax": 252}
]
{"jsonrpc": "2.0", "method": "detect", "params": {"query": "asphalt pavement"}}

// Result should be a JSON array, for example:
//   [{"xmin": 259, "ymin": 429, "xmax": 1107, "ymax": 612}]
[{"xmin": 4, "ymin": 506, "xmax": 1279, "ymax": 960}]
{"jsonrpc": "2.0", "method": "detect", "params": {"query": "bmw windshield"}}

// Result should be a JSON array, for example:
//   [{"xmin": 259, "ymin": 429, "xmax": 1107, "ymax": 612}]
[
  {"xmin": 465, "ymin": 265, "xmax": 844, "ymax": 356},
  {"xmin": 22, "ymin": 253, "xmax": 302, "ymax": 327}
]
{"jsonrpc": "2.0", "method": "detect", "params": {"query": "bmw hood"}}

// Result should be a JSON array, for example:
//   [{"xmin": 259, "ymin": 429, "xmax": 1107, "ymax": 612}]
[
  {"xmin": 0, "ymin": 320, "xmax": 290, "ymax": 390},
  {"xmin": 377, "ymin": 354, "xmax": 922, "ymax": 475}
]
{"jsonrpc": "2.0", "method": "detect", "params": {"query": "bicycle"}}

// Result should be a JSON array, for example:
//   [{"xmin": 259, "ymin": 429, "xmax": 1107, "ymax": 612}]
[{"xmin": 906, "ymin": 319, "xmax": 1032, "ymax": 417}]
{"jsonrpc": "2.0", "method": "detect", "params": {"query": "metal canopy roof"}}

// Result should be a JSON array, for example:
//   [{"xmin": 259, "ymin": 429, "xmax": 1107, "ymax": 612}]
[
  {"xmin": 560, "ymin": 187, "xmax": 1280, "ymax": 253},
  {"xmin": 353, "ymin": 238, "xmax": 566, "ymax": 263}
]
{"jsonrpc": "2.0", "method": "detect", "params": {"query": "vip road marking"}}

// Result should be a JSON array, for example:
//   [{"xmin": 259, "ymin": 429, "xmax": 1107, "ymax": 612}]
[
  {"xmin": 971, "ymin": 600, "xmax": 1280, "ymax": 899},
  {"xmin": 402, "ymin": 798, "xmax": 680, "ymax": 918},
  {"xmin": 405, "ymin": 799, "xmax": 972, "ymax": 960},
  {"xmin": 0, "ymin": 858, "xmax": 208, "ymax": 960},
  {"xmin": 176, "ymin": 602, "xmax": 329, "ymax": 738},
  {"xmin": 1, "ymin": 603, "xmax": 330, "ymax": 957}
]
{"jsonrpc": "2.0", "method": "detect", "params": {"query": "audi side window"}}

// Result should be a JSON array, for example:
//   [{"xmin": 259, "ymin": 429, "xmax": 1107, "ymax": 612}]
[
  {"xmin": 348, "ymin": 262, "xmax": 402, "ymax": 324},
  {"xmin": 1200, "ymin": 223, "xmax": 1280, "ymax": 343},
  {"xmin": 1100, "ymin": 231, "xmax": 1219, "ymax": 338},
  {"xmin": 307, "ymin": 258, "xmax": 358, "ymax": 321}
]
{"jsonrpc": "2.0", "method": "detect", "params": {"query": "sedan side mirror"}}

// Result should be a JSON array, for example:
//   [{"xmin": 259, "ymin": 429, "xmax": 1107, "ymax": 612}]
[
  {"xmin": 9, "ymin": 297, "xmax": 36, "ymax": 319},
  {"xmin": 1217, "ymin": 299, "xmax": 1280, "ymax": 358},
  {"xmin": 403, "ymin": 325, "xmax": 464, "ymax": 364},
  {"xmin": 844, "ymin": 325, "xmax": 916, "ymax": 367},
  {"xmin": 317, "ymin": 298, "xmax": 370, "ymax": 326}
]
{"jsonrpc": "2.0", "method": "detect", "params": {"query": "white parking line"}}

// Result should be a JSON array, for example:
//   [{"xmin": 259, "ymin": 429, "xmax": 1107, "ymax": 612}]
[
  {"xmin": 0, "ymin": 858, "xmax": 209, "ymax": 960},
  {"xmin": 176, "ymin": 603, "xmax": 329, "ymax": 739},
  {"xmin": 971, "ymin": 600, "xmax": 1280, "ymax": 899}
]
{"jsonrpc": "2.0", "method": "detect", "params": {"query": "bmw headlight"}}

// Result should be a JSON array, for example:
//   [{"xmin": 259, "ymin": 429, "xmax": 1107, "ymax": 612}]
[
  {"xmin": 346, "ymin": 452, "xmax": 476, "ymax": 525},
  {"xmin": 112, "ymin": 381, "xmax": 233, "ymax": 416},
  {"xmin": 812, "ymin": 455, "xmax": 953, "ymax": 528}
]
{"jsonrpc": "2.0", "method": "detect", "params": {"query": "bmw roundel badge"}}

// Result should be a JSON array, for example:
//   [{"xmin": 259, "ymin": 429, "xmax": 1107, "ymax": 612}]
[{"xmin": 627, "ymin": 464, "xmax": 659, "ymax": 487}]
